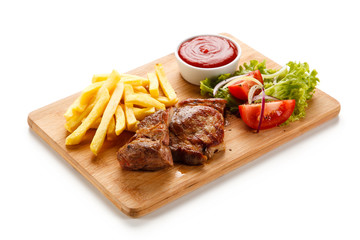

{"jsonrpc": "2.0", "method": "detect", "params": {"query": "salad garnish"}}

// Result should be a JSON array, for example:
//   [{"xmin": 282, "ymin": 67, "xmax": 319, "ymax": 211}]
[{"xmin": 200, "ymin": 60, "xmax": 319, "ymax": 128}]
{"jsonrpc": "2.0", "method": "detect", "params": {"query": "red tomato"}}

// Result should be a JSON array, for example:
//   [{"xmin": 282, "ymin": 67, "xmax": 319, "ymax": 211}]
[
  {"xmin": 228, "ymin": 82, "xmax": 251, "ymax": 100},
  {"xmin": 228, "ymin": 70, "xmax": 264, "ymax": 101},
  {"xmin": 239, "ymin": 100, "xmax": 296, "ymax": 130},
  {"xmin": 247, "ymin": 70, "xmax": 263, "ymax": 83}
]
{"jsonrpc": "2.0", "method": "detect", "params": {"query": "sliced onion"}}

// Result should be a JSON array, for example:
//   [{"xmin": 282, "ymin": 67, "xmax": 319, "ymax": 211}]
[
  {"xmin": 223, "ymin": 76, "xmax": 263, "ymax": 89},
  {"xmin": 262, "ymin": 65, "xmax": 288, "ymax": 79},
  {"xmin": 248, "ymin": 84, "xmax": 263, "ymax": 104},
  {"xmin": 212, "ymin": 75, "xmax": 246, "ymax": 96},
  {"xmin": 257, "ymin": 88, "xmax": 266, "ymax": 133}
]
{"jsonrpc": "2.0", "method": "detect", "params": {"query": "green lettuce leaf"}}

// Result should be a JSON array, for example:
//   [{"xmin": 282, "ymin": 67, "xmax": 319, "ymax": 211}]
[
  {"xmin": 234, "ymin": 59, "xmax": 276, "ymax": 75},
  {"xmin": 264, "ymin": 61, "xmax": 319, "ymax": 122}
]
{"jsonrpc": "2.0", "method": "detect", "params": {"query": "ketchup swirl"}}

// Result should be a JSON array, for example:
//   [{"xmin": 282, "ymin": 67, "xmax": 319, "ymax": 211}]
[{"xmin": 178, "ymin": 35, "xmax": 238, "ymax": 68}]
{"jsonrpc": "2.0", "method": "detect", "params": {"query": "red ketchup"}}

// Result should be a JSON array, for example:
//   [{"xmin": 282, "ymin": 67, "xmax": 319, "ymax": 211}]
[{"xmin": 178, "ymin": 35, "xmax": 238, "ymax": 68}]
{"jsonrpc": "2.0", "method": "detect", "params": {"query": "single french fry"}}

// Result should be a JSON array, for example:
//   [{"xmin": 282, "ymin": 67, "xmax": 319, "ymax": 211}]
[
  {"xmin": 88, "ymin": 117, "xmax": 102, "ymax": 129},
  {"xmin": 65, "ymin": 89, "xmax": 110, "ymax": 145},
  {"xmin": 126, "ymin": 93, "xmax": 165, "ymax": 110},
  {"xmin": 90, "ymin": 82, "xmax": 124, "ymax": 155},
  {"xmin": 147, "ymin": 72, "xmax": 159, "ymax": 98},
  {"xmin": 133, "ymin": 107, "xmax": 156, "ymax": 120},
  {"xmin": 65, "ymin": 114, "xmax": 82, "ymax": 133},
  {"xmin": 124, "ymin": 83, "xmax": 134, "ymax": 98},
  {"xmin": 64, "ymin": 81, "xmax": 104, "ymax": 119},
  {"xmin": 124, "ymin": 103, "xmax": 139, "ymax": 131},
  {"xmin": 155, "ymin": 63, "xmax": 177, "ymax": 101},
  {"xmin": 64, "ymin": 96, "xmax": 81, "ymax": 120},
  {"xmin": 106, "ymin": 116, "xmax": 117, "ymax": 141},
  {"xmin": 100, "ymin": 69, "xmax": 121, "ymax": 94},
  {"xmin": 123, "ymin": 84, "xmax": 139, "ymax": 131},
  {"xmin": 115, "ymin": 104, "xmax": 126, "ymax": 135},
  {"xmin": 133, "ymin": 85, "xmax": 148, "ymax": 94},
  {"xmin": 64, "ymin": 97, "xmax": 97, "ymax": 132},
  {"xmin": 156, "ymin": 96, "xmax": 179, "ymax": 107},
  {"xmin": 74, "ymin": 81, "xmax": 104, "ymax": 112},
  {"xmin": 120, "ymin": 77, "xmax": 149, "ymax": 86},
  {"xmin": 92, "ymin": 73, "xmax": 109, "ymax": 83}
]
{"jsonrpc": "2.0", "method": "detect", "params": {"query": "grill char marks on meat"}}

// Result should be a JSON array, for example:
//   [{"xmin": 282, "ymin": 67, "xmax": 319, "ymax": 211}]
[
  {"xmin": 169, "ymin": 98, "xmax": 227, "ymax": 165},
  {"xmin": 117, "ymin": 109, "xmax": 173, "ymax": 171}
]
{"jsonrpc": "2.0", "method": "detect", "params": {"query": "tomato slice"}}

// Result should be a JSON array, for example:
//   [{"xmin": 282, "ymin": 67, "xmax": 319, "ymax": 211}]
[
  {"xmin": 228, "ymin": 83, "xmax": 250, "ymax": 100},
  {"xmin": 228, "ymin": 70, "xmax": 264, "ymax": 101},
  {"xmin": 247, "ymin": 70, "xmax": 263, "ymax": 83},
  {"xmin": 239, "ymin": 100, "xmax": 296, "ymax": 130}
]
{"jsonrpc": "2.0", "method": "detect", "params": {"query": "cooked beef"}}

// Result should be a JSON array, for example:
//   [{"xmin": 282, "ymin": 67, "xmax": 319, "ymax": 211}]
[
  {"xmin": 169, "ymin": 98, "xmax": 226, "ymax": 165},
  {"xmin": 117, "ymin": 98, "xmax": 227, "ymax": 170},
  {"xmin": 178, "ymin": 98, "xmax": 227, "ymax": 115},
  {"xmin": 117, "ymin": 109, "xmax": 173, "ymax": 171}
]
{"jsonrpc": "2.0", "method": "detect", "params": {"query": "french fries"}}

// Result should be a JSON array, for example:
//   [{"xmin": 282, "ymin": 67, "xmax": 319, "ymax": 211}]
[
  {"xmin": 147, "ymin": 72, "xmax": 159, "ymax": 98},
  {"xmin": 157, "ymin": 96, "xmax": 179, "ymax": 107},
  {"xmin": 65, "ymin": 88, "xmax": 110, "ymax": 145},
  {"xmin": 75, "ymin": 81, "xmax": 104, "ymax": 112},
  {"xmin": 124, "ymin": 103, "xmax": 139, "ymax": 132},
  {"xmin": 125, "ymin": 93, "xmax": 166, "ymax": 110},
  {"xmin": 115, "ymin": 104, "xmax": 126, "ymax": 135},
  {"xmin": 123, "ymin": 84, "xmax": 139, "ymax": 131},
  {"xmin": 90, "ymin": 82, "xmax": 124, "ymax": 155},
  {"xmin": 133, "ymin": 85, "xmax": 148, "ymax": 94},
  {"xmin": 106, "ymin": 116, "xmax": 117, "ymax": 141},
  {"xmin": 64, "ymin": 81, "xmax": 104, "ymax": 120},
  {"xmin": 155, "ymin": 63, "xmax": 177, "ymax": 101},
  {"xmin": 64, "ymin": 99, "xmax": 95, "ymax": 132},
  {"xmin": 92, "ymin": 73, "xmax": 109, "ymax": 83},
  {"xmin": 64, "ymin": 96, "xmax": 81, "ymax": 120},
  {"xmin": 120, "ymin": 78, "xmax": 149, "ymax": 86},
  {"xmin": 64, "ymin": 64, "xmax": 178, "ymax": 155}
]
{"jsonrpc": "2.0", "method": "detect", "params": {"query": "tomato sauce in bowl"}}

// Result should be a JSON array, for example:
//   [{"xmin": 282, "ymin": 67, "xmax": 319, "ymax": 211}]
[
  {"xmin": 175, "ymin": 34, "xmax": 241, "ymax": 85},
  {"xmin": 178, "ymin": 35, "xmax": 238, "ymax": 68}
]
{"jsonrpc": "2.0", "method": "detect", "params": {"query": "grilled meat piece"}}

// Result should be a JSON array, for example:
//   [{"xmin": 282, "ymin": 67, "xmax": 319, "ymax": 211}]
[
  {"xmin": 178, "ymin": 98, "xmax": 227, "ymax": 115},
  {"xmin": 117, "ymin": 138, "xmax": 172, "ymax": 171},
  {"xmin": 117, "ymin": 109, "xmax": 173, "ymax": 171},
  {"xmin": 117, "ymin": 98, "xmax": 226, "ymax": 169},
  {"xmin": 169, "ymin": 98, "xmax": 226, "ymax": 165}
]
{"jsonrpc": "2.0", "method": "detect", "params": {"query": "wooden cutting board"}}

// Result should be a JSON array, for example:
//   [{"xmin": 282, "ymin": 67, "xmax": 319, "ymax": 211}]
[{"xmin": 28, "ymin": 33, "xmax": 340, "ymax": 218}]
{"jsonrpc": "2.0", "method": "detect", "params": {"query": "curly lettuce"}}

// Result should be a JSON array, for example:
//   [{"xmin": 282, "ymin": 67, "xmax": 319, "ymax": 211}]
[{"xmin": 264, "ymin": 61, "xmax": 319, "ymax": 122}]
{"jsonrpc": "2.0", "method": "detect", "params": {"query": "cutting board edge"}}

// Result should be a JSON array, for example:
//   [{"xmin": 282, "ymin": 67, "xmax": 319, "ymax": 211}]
[{"xmin": 27, "ymin": 111, "xmax": 136, "ymax": 216}]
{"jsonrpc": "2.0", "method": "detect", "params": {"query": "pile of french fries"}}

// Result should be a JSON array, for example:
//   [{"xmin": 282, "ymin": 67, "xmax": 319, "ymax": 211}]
[{"xmin": 64, "ymin": 63, "xmax": 178, "ymax": 155}]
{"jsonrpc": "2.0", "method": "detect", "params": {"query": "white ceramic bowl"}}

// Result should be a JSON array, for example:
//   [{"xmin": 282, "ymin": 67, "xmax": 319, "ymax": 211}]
[{"xmin": 175, "ymin": 34, "xmax": 241, "ymax": 85}]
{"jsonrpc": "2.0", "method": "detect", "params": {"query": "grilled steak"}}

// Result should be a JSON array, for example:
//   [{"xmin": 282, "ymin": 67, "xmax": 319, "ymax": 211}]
[
  {"xmin": 169, "ymin": 98, "xmax": 226, "ymax": 165},
  {"xmin": 117, "ymin": 98, "xmax": 227, "ymax": 170},
  {"xmin": 117, "ymin": 109, "xmax": 173, "ymax": 171},
  {"xmin": 177, "ymin": 98, "xmax": 227, "ymax": 115}
]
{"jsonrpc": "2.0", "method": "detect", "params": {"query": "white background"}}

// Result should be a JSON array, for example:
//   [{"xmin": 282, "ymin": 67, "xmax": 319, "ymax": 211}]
[{"xmin": 1, "ymin": 0, "xmax": 359, "ymax": 239}]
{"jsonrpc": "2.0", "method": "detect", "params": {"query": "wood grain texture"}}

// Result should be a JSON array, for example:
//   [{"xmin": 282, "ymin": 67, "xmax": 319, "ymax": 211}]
[{"xmin": 28, "ymin": 33, "xmax": 341, "ymax": 218}]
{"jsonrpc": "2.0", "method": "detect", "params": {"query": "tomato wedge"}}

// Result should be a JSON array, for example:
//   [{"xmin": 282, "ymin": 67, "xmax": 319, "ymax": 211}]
[
  {"xmin": 228, "ymin": 70, "xmax": 264, "ymax": 101},
  {"xmin": 239, "ymin": 100, "xmax": 296, "ymax": 130},
  {"xmin": 247, "ymin": 69, "xmax": 263, "ymax": 82}
]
